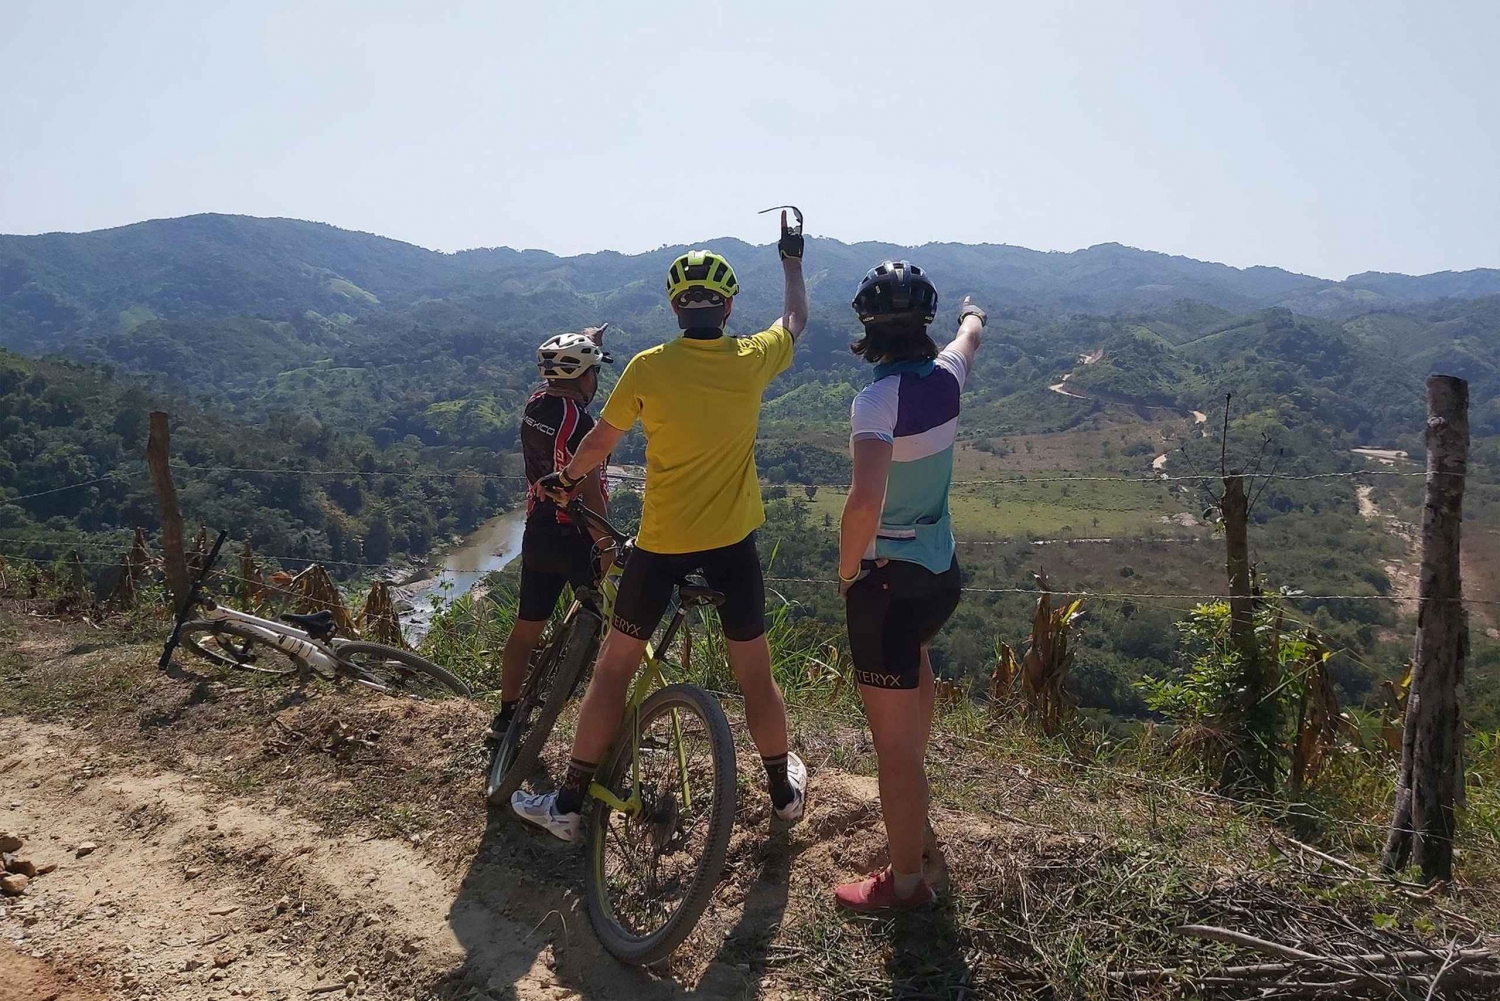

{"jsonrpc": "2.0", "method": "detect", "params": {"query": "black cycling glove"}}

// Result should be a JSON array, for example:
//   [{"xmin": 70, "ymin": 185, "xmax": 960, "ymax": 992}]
[
  {"xmin": 536, "ymin": 468, "xmax": 582, "ymax": 501},
  {"xmin": 957, "ymin": 301, "xmax": 987, "ymax": 327},
  {"xmin": 778, "ymin": 211, "xmax": 804, "ymax": 262}
]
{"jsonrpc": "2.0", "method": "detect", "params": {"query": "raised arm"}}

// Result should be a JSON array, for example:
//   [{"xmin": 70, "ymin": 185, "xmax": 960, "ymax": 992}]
[
  {"xmin": 775, "ymin": 209, "xmax": 807, "ymax": 340},
  {"xmin": 949, "ymin": 295, "xmax": 985, "ymax": 370}
]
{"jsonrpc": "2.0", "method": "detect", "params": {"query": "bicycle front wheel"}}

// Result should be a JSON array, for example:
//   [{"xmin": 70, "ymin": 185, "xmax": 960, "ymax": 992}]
[
  {"xmin": 334, "ymin": 641, "xmax": 471, "ymax": 698},
  {"xmin": 584, "ymin": 683, "xmax": 736, "ymax": 966},
  {"xmin": 177, "ymin": 621, "xmax": 301, "ymax": 676},
  {"xmin": 487, "ymin": 609, "xmax": 601, "ymax": 806}
]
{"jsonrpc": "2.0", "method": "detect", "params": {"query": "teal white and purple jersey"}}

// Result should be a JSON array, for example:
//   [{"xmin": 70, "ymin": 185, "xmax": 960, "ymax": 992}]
[{"xmin": 848, "ymin": 346, "xmax": 969, "ymax": 574}]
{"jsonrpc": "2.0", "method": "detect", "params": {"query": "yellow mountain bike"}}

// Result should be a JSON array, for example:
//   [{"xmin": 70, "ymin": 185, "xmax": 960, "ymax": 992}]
[{"xmin": 485, "ymin": 499, "xmax": 736, "ymax": 966}]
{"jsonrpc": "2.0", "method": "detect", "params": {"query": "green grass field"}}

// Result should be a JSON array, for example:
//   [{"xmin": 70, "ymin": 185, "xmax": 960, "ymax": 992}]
[{"xmin": 800, "ymin": 476, "xmax": 1202, "ymax": 540}]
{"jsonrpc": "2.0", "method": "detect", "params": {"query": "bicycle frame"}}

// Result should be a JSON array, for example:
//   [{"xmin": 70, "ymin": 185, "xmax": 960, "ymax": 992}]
[
  {"xmin": 198, "ymin": 601, "xmax": 344, "ymax": 677},
  {"xmin": 564, "ymin": 498, "xmax": 712, "ymax": 820},
  {"xmin": 586, "ymin": 594, "xmax": 695, "ymax": 817}
]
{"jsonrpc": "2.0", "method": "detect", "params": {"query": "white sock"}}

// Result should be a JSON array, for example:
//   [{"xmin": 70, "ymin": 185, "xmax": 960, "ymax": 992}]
[{"xmin": 892, "ymin": 869, "xmax": 923, "ymax": 899}]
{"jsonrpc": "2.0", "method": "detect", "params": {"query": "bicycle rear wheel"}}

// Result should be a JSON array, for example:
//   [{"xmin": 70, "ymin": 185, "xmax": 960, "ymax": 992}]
[
  {"xmin": 177, "ymin": 621, "xmax": 301, "ymax": 676},
  {"xmin": 486, "ymin": 609, "xmax": 601, "ymax": 806},
  {"xmin": 334, "ymin": 641, "xmax": 470, "ymax": 698},
  {"xmin": 584, "ymin": 683, "xmax": 736, "ymax": 966}
]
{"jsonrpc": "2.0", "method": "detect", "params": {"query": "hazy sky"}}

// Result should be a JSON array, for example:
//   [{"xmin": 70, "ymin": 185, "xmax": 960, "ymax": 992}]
[{"xmin": 3, "ymin": 1, "xmax": 1496, "ymax": 279}]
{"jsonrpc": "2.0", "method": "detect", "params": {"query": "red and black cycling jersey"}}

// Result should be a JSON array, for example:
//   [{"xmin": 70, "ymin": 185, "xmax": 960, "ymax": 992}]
[{"xmin": 521, "ymin": 389, "xmax": 606, "ymax": 529}]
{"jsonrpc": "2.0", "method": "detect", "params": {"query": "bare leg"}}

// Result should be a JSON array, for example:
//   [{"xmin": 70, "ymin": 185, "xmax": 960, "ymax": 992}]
[
  {"xmin": 858, "ymin": 683, "xmax": 929, "ymax": 876},
  {"xmin": 499, "ymin": 618, "xmax": 549, "ymax": 703},
  {"xmin": 568, "ymin": 628, "xmax": 649, "ymax": 765},
  {"xmin": 917, "ymin": 647, "xmax": 938, "ymax": 854},
  {"xmin": 917, "ymin": 646, "xmax": 936, "ymax": 751},
  {"xmin": 726, "ymin": 635, "xmax": 789, "ymax": 759}
]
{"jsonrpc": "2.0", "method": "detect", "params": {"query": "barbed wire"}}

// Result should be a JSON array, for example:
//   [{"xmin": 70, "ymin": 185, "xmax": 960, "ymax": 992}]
[
  {"xmin": 4, "ymin": 475, "xmax": 127, "ymax": 501},
  {"xmin": 760, "ymin": 575, "xmax": 1500, "ymax": 606},
  {"xmin": 170, "ymin": 464, "xmax": 531, "ymax": 480},
  {"xmin": 4, "ymin": 460, "xmax": 1489, "ymax": 505},
  {"xmin": 5, "ymin": 538, "xmax": 1490, "ymax": 607}
]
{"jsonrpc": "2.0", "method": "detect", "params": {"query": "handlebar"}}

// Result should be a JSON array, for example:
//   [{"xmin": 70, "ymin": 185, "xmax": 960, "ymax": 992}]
[{"xmin": 567, "ymin": 497, "xmax": 630, "ymax": 547}]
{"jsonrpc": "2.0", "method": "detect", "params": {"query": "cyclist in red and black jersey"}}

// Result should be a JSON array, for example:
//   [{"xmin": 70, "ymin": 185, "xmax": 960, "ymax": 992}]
[{"xmin": 487, "ymin": 326, "xmax": 614, "ymax": 743}]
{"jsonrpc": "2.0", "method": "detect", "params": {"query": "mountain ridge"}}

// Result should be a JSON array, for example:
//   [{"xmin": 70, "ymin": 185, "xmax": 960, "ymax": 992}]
[{"xmin": 5, "ymin": 214, "xmax": 1500, "ymax": 356}]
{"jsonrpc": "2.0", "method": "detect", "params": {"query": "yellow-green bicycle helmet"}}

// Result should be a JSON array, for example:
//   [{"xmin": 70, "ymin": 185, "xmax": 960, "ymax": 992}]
[{"xmin": 665, "ymin": 249, "xmax": 740, "ymax": 308}]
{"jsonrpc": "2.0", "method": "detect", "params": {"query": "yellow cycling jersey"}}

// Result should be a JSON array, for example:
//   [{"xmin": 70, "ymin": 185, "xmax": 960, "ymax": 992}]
[{"xmin": 600, "ymin": 325, "xmax": 793, "ymax": 554}]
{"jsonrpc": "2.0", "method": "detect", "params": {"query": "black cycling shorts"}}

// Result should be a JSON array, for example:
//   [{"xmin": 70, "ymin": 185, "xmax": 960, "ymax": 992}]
[
  {"xmin": 845, "ymin": 556, "xmax": 962, "ymax": 690},
  {"xmin": 611, "ymin": 532, "xmax": 765, "ymax": 643},
  {"xmin": 517, "ymin": 521, "xmax": 597, "ymax": 622}
]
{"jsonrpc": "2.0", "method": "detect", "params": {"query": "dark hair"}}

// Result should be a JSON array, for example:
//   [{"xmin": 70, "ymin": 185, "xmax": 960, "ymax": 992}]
[{"xmin": 850, "ymin": 319, "xmax": 937, "ymax": 365}]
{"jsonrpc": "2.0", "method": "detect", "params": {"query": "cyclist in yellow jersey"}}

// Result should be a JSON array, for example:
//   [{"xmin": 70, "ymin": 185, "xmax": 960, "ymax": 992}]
[{"xmin": 512, "ymin": 214, "xmax": 810, "ymax": 841}]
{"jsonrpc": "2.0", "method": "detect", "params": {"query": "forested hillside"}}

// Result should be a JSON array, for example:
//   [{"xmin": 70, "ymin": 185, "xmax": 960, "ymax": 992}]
[
  {"xmin": 3, "ymin": 213, "xmax": 1498, "ymax": 728},
  {"xmin": 0, "ymin": 350, "xmax": 517, "ymax": 580}
]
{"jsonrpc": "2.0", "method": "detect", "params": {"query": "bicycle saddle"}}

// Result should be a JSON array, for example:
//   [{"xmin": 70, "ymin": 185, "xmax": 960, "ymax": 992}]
[
  {"xmin": 280, "ymin": 610, "xmax": 335, "ymax": 635},
  {"xmin": 678, "ymin": 582, "xmax": 726, "ymax": 608}
]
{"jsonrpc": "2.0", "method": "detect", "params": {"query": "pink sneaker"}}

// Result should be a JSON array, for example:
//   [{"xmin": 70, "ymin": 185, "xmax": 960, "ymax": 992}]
[{"xmin": 833, "ymin": 868, "xmax": 936, "ymax": 912}]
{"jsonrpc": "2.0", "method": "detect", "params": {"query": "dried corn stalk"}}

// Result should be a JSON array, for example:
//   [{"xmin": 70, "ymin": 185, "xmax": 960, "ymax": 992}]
[
  {"xmin": 935, "ymin": 677, "xmax": 968, "ymax": 711},
  {"xmin": 53, "ymin": 551, "xmax": 92, "ymax": 615},
  {"xmin": 128, "ymin": 527, "xmax": 154, "ymax": 580},
  {"xmin": 804, "ymin": 644, "xmax": 851, "ymax": 702},
  {"xmin": 989, "ymin": 571, "xmax": 1084, "ymax": 735},
  {"xmin": 1378, "ymin": 663, "xmax": 1412, "ymax": 755},
  {"xmin": 105, "ymin": 555, "xmax": 135, "ymax": 610},
  {"xmin": 238, "ymin": 541, "xmax": 268, "ymax": 610},
  {"xmin": 1289, "ymin": 634, "xmax": 1339, "ymax": 793},
  {"xmin": 186, "ymin": 523, "xmax": 211, "ymax": 576},
  {"xmin": 286, "ymin": 565, "xmax": 357, "ymax": 637},
  {"xmin": 359, "ymin": 580, "xmax": 406, "ymax": 648}
]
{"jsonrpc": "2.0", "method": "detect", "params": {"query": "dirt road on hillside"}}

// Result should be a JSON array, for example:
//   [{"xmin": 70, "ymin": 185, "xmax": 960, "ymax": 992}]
[
  {"xmin": 6, "ymin": 609, "xmax": 1497, "ymax": 1000},
  {"xmin": 0, "ymin": 718, "xmax": 621, "ymax": 1001},
  {"xmin": 0, "ymin": 615, "xmax": 949, "ymax": 1001},
  {"xmin": 1356, "ymin": 485, "xmax": 1421, "ymax": 620}
]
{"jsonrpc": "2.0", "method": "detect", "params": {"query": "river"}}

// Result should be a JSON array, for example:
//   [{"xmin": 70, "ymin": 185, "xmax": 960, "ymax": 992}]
[{"xmin": 395, "ymin": 506, "xmax": 528, "ymax": 640}]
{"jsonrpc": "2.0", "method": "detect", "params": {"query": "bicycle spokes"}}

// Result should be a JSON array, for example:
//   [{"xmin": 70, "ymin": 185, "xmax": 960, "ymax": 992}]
[{"xmin": 595, "ymin": 701, "xmax": 724, "ymax": 938}]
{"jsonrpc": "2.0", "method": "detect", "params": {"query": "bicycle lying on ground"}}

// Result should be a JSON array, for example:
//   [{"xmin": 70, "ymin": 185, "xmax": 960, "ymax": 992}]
[
  {"xmin": 486, "ymin": 498, "xmax": 736, "ymax": 967},
  {"xmin": 159, "ymin": 531, "xmax": 470, "ymax": 698}
]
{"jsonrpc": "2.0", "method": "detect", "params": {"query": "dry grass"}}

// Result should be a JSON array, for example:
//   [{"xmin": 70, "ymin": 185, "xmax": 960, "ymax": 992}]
[{"xmin": 3, "ymin": 604, "xmax": 1498, "ymax": 1000}]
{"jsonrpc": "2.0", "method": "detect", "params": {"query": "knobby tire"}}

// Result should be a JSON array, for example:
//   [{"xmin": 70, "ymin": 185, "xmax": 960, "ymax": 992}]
[
  {"xmin": 584, "ymin": 683, "xmax": 736, "ymax": 966},
  {"xmin": 486, "ymin": 609, "xmax": 602, "ymax": 806},
  {"xmin": 334, "ymin": 641, "xmax": 471, "ymax": 698},
  {"xmin": 177, "ymin": 620, "xmax": 302, "ymax": 676}
]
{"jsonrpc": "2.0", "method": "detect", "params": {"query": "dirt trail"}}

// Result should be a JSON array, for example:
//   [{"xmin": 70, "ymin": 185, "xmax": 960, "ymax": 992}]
[
  {"xmin": 0, "ymin": 706, "xmax": 985, "ymax": 1001},
  {"xmin": 0, "ymin": 718, "xmax": 613, "ymax": 1001},
  {"xmin": 0, "ymin": 611, "xmax": 982, "ymax": 1001},
  {"xmin": 1356, "ymin": 485, "xmax": 1420, "ymax": 617}
]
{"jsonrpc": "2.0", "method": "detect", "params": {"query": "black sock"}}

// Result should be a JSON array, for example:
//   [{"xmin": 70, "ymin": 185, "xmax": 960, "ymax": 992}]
[
  {"xmin": 763, "ymin": 753, "xmax": 795, "ymax": 810},
  {"xmin": 489, "ymin": 699, "xmax": 520, "ymax": 737},
  {"xmin": 555, "ymin": 757, "xmax": 596, "ymax": 815}
]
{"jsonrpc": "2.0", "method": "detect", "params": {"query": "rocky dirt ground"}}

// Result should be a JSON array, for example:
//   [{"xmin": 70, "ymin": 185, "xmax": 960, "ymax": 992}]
[
  {"xmin": 3, "ymin": 606, "xmax": 1497, "ymax": 1000},
  {"xmin": 0, "ymin": 612, "xmax": 977, "ymax": 1001}
]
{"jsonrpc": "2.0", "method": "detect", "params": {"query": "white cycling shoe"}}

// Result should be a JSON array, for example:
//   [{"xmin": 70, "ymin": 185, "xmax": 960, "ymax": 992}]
[
  {"xmin": 774, "ymin": 751, "xmax": 809, "ymax": 823},
  {"xmin": 510, "ymin": 789, "xmax": 581, "ymax": 843}
]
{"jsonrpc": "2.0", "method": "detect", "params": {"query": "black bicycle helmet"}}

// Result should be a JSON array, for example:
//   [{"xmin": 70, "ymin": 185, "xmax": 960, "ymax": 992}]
[{"xmin": 851, "ymin": 260, "xmax": 938, "ymax": 325}]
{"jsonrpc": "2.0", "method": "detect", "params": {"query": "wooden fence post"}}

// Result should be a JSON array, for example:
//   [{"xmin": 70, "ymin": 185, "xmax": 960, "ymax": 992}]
[
  {"xmin": 147, "ymin": 411, "xmax": 190, "ymax": 612},
  {"xmin": 1384, "ymin": 375, "xmax": 1469, "ymax": 883},
  {"xmin": 1218, "ymin": 474, "xmax": 1274, "ymax": 795}
]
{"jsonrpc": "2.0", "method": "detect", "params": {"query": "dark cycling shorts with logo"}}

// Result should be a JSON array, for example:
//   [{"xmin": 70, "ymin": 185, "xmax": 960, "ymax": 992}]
[
  {"xmin": 611, "ymin": 532, "xmax": 765, "ymax": 643},
  {"xmin": 845, "ymin": 556, "xmax": 961, "ymax": 690},
  {"xmin": 517, "ymin": 521, "xmax": 597, "ymax": 622}
]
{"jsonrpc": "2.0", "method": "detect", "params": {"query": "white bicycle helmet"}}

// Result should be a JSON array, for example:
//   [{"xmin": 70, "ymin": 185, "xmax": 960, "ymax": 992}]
[{"xmin": 536, "ymin": 330, "xmax": 612, "ymax": 380}]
